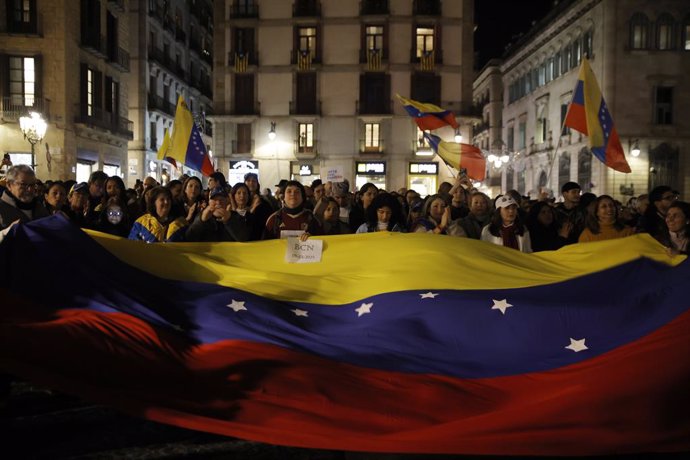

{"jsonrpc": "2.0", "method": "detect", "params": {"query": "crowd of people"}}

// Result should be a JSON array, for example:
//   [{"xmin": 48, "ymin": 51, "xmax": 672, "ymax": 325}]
[{"xmin": 0, "ymin": 164, "xmax": 688, "ymax": 255}]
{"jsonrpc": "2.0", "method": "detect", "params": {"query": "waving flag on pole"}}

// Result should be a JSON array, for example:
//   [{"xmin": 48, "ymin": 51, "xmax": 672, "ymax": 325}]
[
  {"xmin": 564, "ymin": 58, "xmax": 631, "ymax": 173},
  {"xmin": 155, "ymin": 128, "xmax": 178, "ymax": 168},
  {"xmin": 2, "ymin": 216, "xmax": 689, "ymax": 456},
  {"xmin": 396, "ymin": 94, "xmax": 459, "ymax": 130},
  {"xmin": 424, "ymin": 132, "xmax": 486, "ymax": 181},
  {"xmin": 168, "ymin": 96, "xmax": 214, "ymax": 176}
]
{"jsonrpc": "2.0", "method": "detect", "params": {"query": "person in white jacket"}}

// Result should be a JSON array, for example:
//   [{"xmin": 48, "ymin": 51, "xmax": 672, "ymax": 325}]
[{"xmin": 480, "ymin": 195, "xmax": 532, "ymax": 253}]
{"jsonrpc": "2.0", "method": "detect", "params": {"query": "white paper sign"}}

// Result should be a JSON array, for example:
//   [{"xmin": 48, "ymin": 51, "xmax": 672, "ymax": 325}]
[
  {"xmin": 285, "ymin": 237, "xmax": 323, "ymax": 264},
  {"xmin": 326, "ymin": 166, "xmax": 344, "ymax": 182},
  {"xmin": 280, "ymin": 230, "xmax": 304, "ymax": 239}
]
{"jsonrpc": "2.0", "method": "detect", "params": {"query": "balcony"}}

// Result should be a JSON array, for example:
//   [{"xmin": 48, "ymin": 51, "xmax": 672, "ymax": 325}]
[
  {"xmin": 294, "ymin": 140, "xmax": 318, "ymax": 158},
  {"xmin": 5, "ymin": 16, "xmax": 39, "ymax": 35},
  {"xmin": 149, "ymin": 46, "xmax": 187, "ymax": 80},
  {"xmin": 108, "ymin": 46, "xmax": 130, "ymax": 72},
  {"xmin": 359, "ymin": 139, "xmax": 385, "ymax": 154},
  {"xmin": 148, "ymin": 3, "xmax": 165, "ymax": 24},
  {"xmin": 411, "ymin": 50, "xmax": 443, "ymax": 66},
  {"xmin": 413, "ymin": 0, "xmax": 441, "ymax": 16},
  {"xmin": 81, "ymin": 31, "xmax": 107, "ymax": 58},
  {"xmin": 290, "ymin": 100, "xmax": 321, "ymax": 116},
  {"xmin": 232, "ymin": 140, "xmax": 255, "ymax": 155},
  {"xmin": 473, "ymin": 121, "xmax": 490, "ymax": 135},
  {"xmin": 147, "ymin": 93, "xmax": 176, "ymax": 116},
  {"xmin": 229, "ymin": 2, "xmax": 259, "ymax": 19},
  {"xmin": 293, "ymin": 0, "xmax": 321, "ymax": 17},
  {"xmin": 357, "ymin": 99, "xmax": 392, "ymax": 115},
  {"xmin": 360, "ymin": 0, "xmax": 389, "ymax": 15},
  {"xmin": 73, "ymin": 105, "xmax": 133, "ymax": 140},
  {"xmin": 231, "ymin": 101, "xmax": 261, "ymax": 116},
  {"xmin": 228, "ymin": 51, "xmax": 259, "ymax": 70},
  {"xmin": 360, "ymin": 48, "xmax": 387, "ymax": 67},
  {"xmin": 0, "ymin": 97, "xmax": 50, "ymax": 122}
]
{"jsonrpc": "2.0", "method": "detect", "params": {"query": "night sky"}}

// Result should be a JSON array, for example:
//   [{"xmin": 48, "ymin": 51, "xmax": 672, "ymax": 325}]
[{"xmin": 475, "ymin": 0, "xmax": 557, "ymax": 69}]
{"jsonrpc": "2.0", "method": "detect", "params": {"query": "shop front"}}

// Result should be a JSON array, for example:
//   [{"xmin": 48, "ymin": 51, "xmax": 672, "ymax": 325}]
[
  {"xmin": 408, "ymin": 162, "xmax": 438, "ymax": 197},
  {"xmin": 228, "ymin": 160, "xmax": 259, "ymax": 186},
  {"xmin": 355, "ymin": 161, "xmax": 386, "ymax": 190},
  {"xmin": 290, "ymin": 161, "xmax": 320, "ymax": 186}
]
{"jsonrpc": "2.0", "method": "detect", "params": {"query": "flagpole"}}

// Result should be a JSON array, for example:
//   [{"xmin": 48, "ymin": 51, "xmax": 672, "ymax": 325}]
[{"xmin": 546, "ymin": 60, "xmax": 583, "ymax": 192}]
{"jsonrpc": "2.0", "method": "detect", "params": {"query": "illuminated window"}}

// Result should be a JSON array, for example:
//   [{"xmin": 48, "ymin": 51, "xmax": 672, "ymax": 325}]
[
  {"xmin": 364, "ymin": 123, "xmax": 380, "ymax": 148},
  {"xmin": 298, "ymin": 27, "xmax": 317, "ymax": 58},
  {"xmin": 630, "ymin": 13, "xmax": 650, "ymax": 49},
  {"xmin": 415, "ymin": 27, "xmax": 434, "ymax": 58},
  {"xmin": 9, "ymin": 56, "xmax": 35, "ymax": 106}
]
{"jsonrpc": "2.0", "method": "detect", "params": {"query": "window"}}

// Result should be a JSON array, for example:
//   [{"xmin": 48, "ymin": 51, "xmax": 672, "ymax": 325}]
[
  {"xmin": 364, "ymin": 123, "xmax": 380, "ymax": 150},
  {"xmin": 553, "ymin": 51, "xmax": 561, "ymax": 78},
  {"xmin": 359, "ymin": 72, "xmax": 390, "ymax": 114},
  {"xmin": 298, "ymin": 27, "xmax": 317, "ymax": 58},
  {"xmin": 411, "ymin": 72, "xmax": 440, "ymax": 105},
  {"xmin": 654, "ymin": 86, "xmax": 673, "ymax": 125},
  {"xmin": 236, "ymin": 123, "xmax": 252, "ymax": 153},
  {"xmin": 506, "ymin": 126, "xmax": 514, "ymax": 151},
  {"xmin": 517, "ymin": 170, "xmax": 526, "ymax": 194},
  {"xmin": 417, "ymin": 127, "xmax": 430, "ymax": 148},
  {"xmin": 656, "ymin": 13, "xmax": 675, "ymax": 50},
  {"xmin": 560, "ymin": 103, "xmax": 570, "ymax": 136},
  {"xmin": 535, "ymin": 103, "xmax": 548, "ymax": 144},
  {"xmin": 649, "ymin": 143, "xmax": 679, "ymax": 191},
  {"xmin": 298, "ymin": 123, "xmax": 314, "ymax": 152},
  {"xmin": 562, "ymin": 46, "xmax": 571, "ymax": 72},
  {"xmin": 518, "ymin": 121, "xmax": 526, "ymax": 150},
  {"xmin": 545, "ymin": 58, "xmax": 553, "ymax": 83},
  {"xmin": 572, "ymin": 39, "xmax": 581, "ymax": 67},
  {"xmin": 684, "ymin": 15, "xmax": 690, "ymax": 50},
  {"xmin": 295, "ymin": 72, "xmax": 317, "ymax": 115},
  {"xmin": 150, "ymin": 121, "xmax": 157, "ymax": 150},
  {"xmin": 8, "ymin": 56, "xmax": 36, "ymax": 106},
  {"xmin": 87, "ymin": 69, "xmax": 94, "ymax": 116},
  {"xmin": 577, "ymin": 148, "xmax": 591, "ymax": 191},
  {"xmin": 630, "ymin": 13, "xmax": 650, "ymax": 49},
  {"xmin": 366, "ymin": 25, "xmax": 384, "ymax": 51},
  {"xmin": 583, "ymin": 30, "xmax": 593, "ymax": 58},
  {"xmin": 415, "ymin": 26, "xmax": 434, "ymax": 58},
  {"xmin": 538, "ymin": 63, "xmax": 546, "ymax": 86},
  {"xmin": 558, "ymin": 152, "xmax": 571, "ymax": 189},
  {"xmin": 8, "ymin": 0, "xmax": 37, "ymax": 33}
]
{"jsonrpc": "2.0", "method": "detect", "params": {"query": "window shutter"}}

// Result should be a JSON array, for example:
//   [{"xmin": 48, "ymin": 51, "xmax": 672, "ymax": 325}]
[
  {"xmin": 0, "ymin": 54, "xmax": 8, "ymax": 100},
  {"xmin": 80, "ymin": 63, "xmax": 88, "ymax": 115},
  {"xmin": 34, "ymin": 55, "xmax": 43, "ymax": 100}
]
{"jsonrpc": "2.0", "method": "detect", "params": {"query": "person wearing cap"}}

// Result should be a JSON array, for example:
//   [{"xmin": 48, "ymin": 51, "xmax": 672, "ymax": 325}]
[
  {"xmin": 62, "ymin": 182, "xmax": 91, "ymax": 228},
  {"xmin": 0, "ymin": 165, "xmax": 49, "ymax": 230},
  {"xmin": 274, "ymin": 179, "xmax": 289, "ymax": 205},
  {"xmin": 578, "ymin": 195, "xmax": 634, "ymax": 243},
  {"xmin": 128, "ymin": 186, "xmax": 187, "ymax": 242},
  {"xmin": 480, "ymin": 195, "xmax": 532, "ymax": 252},
  {"xmin": 554, "ymin": 181, "xmax": 585, "ymax": 245},
  {"xmin": 186, "ymin": 186, "xmax": 249, "ymax": 242},
  {"xmin": 263, "ymin": 180, "xmax": 322, "ymax": 240}
]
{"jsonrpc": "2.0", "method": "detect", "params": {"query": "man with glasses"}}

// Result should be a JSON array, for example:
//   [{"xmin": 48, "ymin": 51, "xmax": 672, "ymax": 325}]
[
  {"xmin": 0, "ymin": 165, "xmax": 49, "ymax": 230},
  {"xmin": 638, "ymin": 185, "xmax": 676, "ymax": 242}
]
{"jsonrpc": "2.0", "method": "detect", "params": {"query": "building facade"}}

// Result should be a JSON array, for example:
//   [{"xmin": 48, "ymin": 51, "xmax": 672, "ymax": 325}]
[
  {"xmin": 478, "ymin": 0, "xmax": 690, "ymax": 201},
  {"xmin": 213, "ymin": 0, "xmax": 474, "ymax": 193},
  {"xmin": 0, "ymin": 0, "xmax": 133, "ymax": 182},
  {"xmin": 127, "ymin": 0, "xmax": 214, "ymax": 186}
]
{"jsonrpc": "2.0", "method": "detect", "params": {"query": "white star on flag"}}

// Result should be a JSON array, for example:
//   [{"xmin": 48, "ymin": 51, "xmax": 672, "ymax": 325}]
[
  {"xmin": 419, "ymin": 292, "xmax": 439, "ymax": 299},
  {"xmin": 565, "ymin": 338, "xmax": 588, "ymax": 352},
  {"xmin": 227, "ymin": 299, "xmax": 247, "ymax": 312},
  {"xmin": 491, "ymin": 298, "xmax": 513, "ymax": 315},
  {"xmin": 355, "ymin": 302, "xmax": 373, "ymax": 317},
  {"xmin": 291, "ymin": 309, "xmax": 308, "ymax": 317}
]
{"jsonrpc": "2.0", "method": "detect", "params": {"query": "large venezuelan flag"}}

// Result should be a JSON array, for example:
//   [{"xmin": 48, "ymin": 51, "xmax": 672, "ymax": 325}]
[
  {"xmin": 1, "ymin": 215, "xmax": 689, "ymax": 455},
  {"xmin": 168, "ymin": 96, "xmax": 214, "ymax": 176},
  {"xmin": 425, "ymin": 132, "xmax": 486, "ymax": 181},
  {"xmin": 564, "ymin": 58, "xmax": 631, "ymax": 173},
  {"xmin": 397, "ymin": 94, "xmax": 459, "ymax": 131}
]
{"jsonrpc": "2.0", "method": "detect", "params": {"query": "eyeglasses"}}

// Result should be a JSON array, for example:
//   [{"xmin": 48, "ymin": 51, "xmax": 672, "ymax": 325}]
[
  {"xmin": 107, "ymin": 210, "xmax": 123, "ymax": 217},
  {"xmin": 12, "ymin": 182, "xmax": 36, "ymax": 189}
]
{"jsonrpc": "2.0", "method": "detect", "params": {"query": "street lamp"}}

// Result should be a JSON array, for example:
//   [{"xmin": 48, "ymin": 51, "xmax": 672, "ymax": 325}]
[
  {"xmin": 454, "ymin": 128, "xmax": 463, "ymax": 143},
  {"xmin": 630, "ymin": 139, "xmax": 640, "ymax": 157},
  {"xmin": 19, "ymin": 111, "xmax": 47, "ymax": 170}
]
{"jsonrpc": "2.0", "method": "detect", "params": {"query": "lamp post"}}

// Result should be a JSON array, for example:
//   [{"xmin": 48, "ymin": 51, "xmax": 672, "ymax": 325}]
[
  {"xmin": 19, "ymin": 111, "xmax": 47, "ymax": 171},
  {"xmin": 629, "ymin": 138, "xmax": 640, "ymax": 157}
]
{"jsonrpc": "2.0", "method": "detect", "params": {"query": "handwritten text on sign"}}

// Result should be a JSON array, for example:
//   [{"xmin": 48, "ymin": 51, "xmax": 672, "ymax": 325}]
[
  {"xmin": 326, "ymin": 166, "xmax": 344, "ymax": 182},
  {"xmin": 285, "ymin": 237, "xmax": 323, "ymax": 264}
]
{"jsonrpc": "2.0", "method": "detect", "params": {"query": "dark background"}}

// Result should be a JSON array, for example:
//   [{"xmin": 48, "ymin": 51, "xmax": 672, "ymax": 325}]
[{"xmin": 475, "ymin": 0, "xmax": 556, "ymax": 68}]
